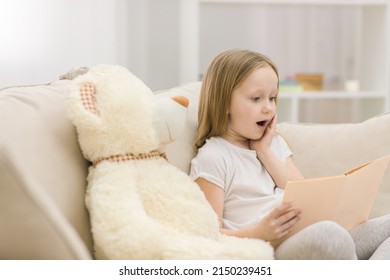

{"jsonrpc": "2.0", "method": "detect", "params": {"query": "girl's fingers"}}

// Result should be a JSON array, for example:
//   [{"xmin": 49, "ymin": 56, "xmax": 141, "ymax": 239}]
[
  {"xmin": 272, "ymin": 202, "xmax": 293, "ymax": 218},
  {"xmin": 268, "ymin": 114, "xmax": 277, "ymax": 130},
  {"xmin": 277, "ymin": 215, "xmax": 301, "ymax": 235},
  {"xmin": 278, "ymin": 209, "xmax": 301, "ymax": 225},
  {"xmin": 271, "ymin": 206, "xmax": 301, "ymax": 227}
]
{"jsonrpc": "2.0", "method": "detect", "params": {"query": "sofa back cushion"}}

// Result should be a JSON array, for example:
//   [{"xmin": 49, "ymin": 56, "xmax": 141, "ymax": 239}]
[{"xmin": 0, "ymin": 81, "xmax": 93, "ymax": 259}]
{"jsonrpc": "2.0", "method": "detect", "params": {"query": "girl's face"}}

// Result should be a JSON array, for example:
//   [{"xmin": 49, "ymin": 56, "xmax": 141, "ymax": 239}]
[{"xmin": 224, "ymin": 65, "xmax": 278, "ymax": 148}]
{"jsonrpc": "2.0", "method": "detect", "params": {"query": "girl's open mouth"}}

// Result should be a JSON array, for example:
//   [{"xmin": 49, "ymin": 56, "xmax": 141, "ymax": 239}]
[{"xmin": 257, "ymin": 120, "xmax": 267, "ymax": 127}]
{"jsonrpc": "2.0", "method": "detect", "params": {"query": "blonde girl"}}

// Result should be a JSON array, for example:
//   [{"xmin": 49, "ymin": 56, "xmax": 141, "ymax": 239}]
[{"xmin": 190, "ymin": 49, "xmax": 390, "ymax": 259}]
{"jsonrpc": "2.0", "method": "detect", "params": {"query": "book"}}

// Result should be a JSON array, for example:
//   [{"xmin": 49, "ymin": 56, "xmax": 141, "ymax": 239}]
[{"xmin": 276, "ymin": 155, "xmax": 390, "ymax": 246}]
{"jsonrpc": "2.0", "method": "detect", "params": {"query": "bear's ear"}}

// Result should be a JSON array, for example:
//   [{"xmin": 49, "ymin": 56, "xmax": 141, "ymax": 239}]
[
  {"xmin": 79, "ymin": 82, "xmax": 99, "ymax": 116},
  {"xmin": 171, "ymin": 96, "xmax": 189, "ymax": 108}
]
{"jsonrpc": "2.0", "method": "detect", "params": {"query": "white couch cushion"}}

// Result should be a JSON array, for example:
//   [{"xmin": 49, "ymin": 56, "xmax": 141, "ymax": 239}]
[{"xmin": 0, "ymin": 81, "xmax": 93, "ymax": 259}]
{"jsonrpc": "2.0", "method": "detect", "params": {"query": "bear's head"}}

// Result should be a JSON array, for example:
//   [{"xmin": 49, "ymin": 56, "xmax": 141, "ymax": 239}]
[{"xmin": 67, "ymin": 65, "xmax": 188, "ymax": 164}]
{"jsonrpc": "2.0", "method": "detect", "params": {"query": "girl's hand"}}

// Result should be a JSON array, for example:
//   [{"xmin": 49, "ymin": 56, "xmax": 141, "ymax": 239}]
[
  {"xmin": 255, "ymin": 202, "xmax": 301, "ymax": 242},
  {"xmin": 250, "ymin": 114, "xmax": 277, "ymax": 154}
]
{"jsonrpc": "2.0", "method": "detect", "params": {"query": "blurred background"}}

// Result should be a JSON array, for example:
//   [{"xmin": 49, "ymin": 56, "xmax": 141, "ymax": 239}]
[{"xmin": 1, "ymin": 0, "xmax": 388, "ymax": 123}]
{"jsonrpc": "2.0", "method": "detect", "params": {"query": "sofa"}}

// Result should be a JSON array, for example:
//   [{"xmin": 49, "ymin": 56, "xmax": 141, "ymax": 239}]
[{"xmin": 1, "ymin": 71, "xmax": 390, "ymax": 260}]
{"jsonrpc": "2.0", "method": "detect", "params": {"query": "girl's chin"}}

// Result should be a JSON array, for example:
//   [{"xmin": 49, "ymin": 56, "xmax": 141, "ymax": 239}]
[{"xmin": 250, "ymin": 132, "xmax": 265, "ymax": 140}]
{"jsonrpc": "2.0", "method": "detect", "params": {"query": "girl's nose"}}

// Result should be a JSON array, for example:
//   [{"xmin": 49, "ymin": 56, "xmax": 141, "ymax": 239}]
[{"xmin": 262, "ymin": 100, "xmax": 275, "ymax": 114}]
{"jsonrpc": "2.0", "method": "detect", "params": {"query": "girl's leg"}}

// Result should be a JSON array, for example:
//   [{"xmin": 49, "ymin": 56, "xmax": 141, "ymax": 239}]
[
  {"xmin": 369, "ymin": 238, "xmax": 390, "ymax": 260},
  {"xmin": 349, "ymin": 214, "xmax": 390, "ymax": 260},
  {"xmin": 275, "ymin": 221, "xmax": 357, "ymax": 260}
]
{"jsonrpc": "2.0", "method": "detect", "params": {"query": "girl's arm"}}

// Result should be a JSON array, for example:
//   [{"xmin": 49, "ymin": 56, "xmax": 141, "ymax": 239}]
[
  {"xmin": 250, "ymin": 114, "xmax": 304, "ymax": 188},
  {"xmin": 195, "ymin": 177, "xmax": 301, "ymax": 243},
  {"xmin": 257, "ymin": 154, "xmax": 303, "ymax": 189}
]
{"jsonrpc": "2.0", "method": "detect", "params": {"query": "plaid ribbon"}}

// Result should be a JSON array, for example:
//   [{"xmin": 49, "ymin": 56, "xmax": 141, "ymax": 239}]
[{"xmin": 93, "ymin": 149, "xmax": 167, "ymax": 167}]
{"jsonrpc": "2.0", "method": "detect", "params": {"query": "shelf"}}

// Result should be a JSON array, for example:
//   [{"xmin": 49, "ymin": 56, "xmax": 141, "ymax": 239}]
[
  {"xmin": 200, "ymin": 0, "xmax": 388, "ymax": 5},
  {"xmin": 185, "ymin": 0, "xmax": 390, "ymax": 123},
  {"xmin": 277, "ymin": 91, "xmax": 388, "ymax": 123},
  {"xmin": 278, "ymin": 91, "xmax": 386, "ymax": 99}
]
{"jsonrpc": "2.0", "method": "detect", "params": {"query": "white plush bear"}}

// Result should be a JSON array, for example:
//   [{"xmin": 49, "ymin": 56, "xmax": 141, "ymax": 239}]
[{"xmin": 67, "ymin": 64, "xmax": 273, "ymax": 259}]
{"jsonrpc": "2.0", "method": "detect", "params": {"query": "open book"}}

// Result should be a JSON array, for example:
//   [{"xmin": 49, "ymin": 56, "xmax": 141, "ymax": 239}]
[{"xmin": 277, "ymin": 155, "xmax": 390, "ymax": 246}]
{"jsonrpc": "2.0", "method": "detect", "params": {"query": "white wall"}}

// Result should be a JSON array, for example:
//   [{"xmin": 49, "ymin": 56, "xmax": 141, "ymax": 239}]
[
  {"xmin": 199, "ymin": 4, "xmax": 359, "ymax": 90},
  {"xmin": 1, "ymin": 0, "xmax": 359, "ymax": 93},
  {"xmin": 119, "ymin": 0, "xmax": 182, "ymax": 90},
  {"xmin": 0, "ymin": 0, "xmax": 182, "ymax": 91},
  {"xmin": 0, "ymin": 0, "xmax": 119, "ymax": 86}
]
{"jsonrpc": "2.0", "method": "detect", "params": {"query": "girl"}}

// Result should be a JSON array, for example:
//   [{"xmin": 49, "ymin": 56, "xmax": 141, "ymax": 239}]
[{"xmin": 190, "ymin": 49, "xmax": 390, "ymax": 259}]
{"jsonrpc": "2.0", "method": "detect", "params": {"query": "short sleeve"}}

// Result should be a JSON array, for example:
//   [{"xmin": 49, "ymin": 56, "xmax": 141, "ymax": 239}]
[{"xmin": 190, "ymin": 146, "xmax": 227, "ymax": 190}]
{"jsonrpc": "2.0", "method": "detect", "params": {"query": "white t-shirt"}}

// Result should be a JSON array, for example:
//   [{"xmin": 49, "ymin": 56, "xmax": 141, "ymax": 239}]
[{"xmin": 190, "ymin": 135, "xmax": 292, "ymax": 230}]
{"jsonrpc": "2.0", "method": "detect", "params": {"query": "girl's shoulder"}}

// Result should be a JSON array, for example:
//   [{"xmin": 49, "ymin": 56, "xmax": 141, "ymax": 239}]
[
  {"xmin": 200, "ymin": 136, "xmax": 254, "ymax": 155},
  {"xmin": 190, "ymin": 137, "xmax": 232, "ymax": 178},
  {"xmin": 195, "ymin": 136, "xmax": 247, "ymax": 164},
  {"xmin": 196, "ymin": 137, "xmax": 229, "ymax": 158}
]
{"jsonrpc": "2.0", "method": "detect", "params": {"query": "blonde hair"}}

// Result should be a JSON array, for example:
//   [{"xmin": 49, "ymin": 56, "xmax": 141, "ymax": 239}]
[{"xmin": 195, "ymin": 49, "xmax": 279, "ymax": 149}]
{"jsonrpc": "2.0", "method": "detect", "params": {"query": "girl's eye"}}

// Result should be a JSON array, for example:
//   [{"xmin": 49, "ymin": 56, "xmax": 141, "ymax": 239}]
[
  {"xmin": 252, "ymin": 97, "xmax": 261, "ymax": 102},
  {"xmin": 270, "ymin": 96, "xmax": 276, "ymax": 102}
]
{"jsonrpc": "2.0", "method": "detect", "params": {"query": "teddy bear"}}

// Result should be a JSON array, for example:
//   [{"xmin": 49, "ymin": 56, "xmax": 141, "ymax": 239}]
[{"xmin": 66, "ymin": 64, "xmax": 273, "ymax": 259}]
